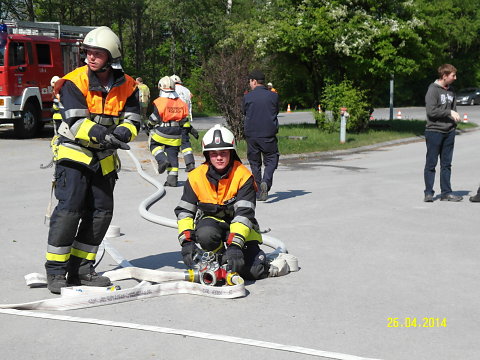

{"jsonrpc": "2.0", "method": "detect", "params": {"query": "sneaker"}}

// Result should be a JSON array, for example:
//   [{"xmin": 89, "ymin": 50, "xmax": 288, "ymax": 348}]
[
  {"xmin": 67, "ymin": 272, "xmax": 112, "ymax": 287},
  {"xmin": 47, "ymin": 274, "xmax": 67, "ymax": 294},
  {"xmin": 440, "ymin": 194, "xmax": 463, "ymax": 202},
  {"xmin": 185, "ymin": 163, "xmax": 195, "ymax": 172},
  {"xmin": 257, "ymin": 182, "xmax": 268, "ymax": 201},
  {"xmin": 470, "ymin": 193, "xmax": 480, "ymax": 202},
  {"xmin": 424, "ymin": 194, "xmax": 434, "ymax": 202}
]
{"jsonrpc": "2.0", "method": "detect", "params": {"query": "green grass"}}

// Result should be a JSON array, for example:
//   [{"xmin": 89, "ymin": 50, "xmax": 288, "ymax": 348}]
[{"xmin": 190, "ymin": 120, "xmax": 477, "ymax": 159}]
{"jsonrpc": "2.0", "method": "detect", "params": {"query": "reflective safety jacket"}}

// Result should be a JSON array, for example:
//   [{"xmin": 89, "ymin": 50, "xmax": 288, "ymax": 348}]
[
  {"xmin": 53, "ymin": 65, "xmax": 141, "ymax": 175},
  {"xmin": 175, "ymin": 160, "xmax": 262, "ymax": 245},
  {"xmin": 148, "ymin": 92, "xmax": 189, "ymax": 147}
]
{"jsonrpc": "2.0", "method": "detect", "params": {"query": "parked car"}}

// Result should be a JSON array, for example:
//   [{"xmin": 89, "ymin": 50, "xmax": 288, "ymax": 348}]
[{"xmin": 456, "ymin": 87, "xmax": 480, "ymax": 105}]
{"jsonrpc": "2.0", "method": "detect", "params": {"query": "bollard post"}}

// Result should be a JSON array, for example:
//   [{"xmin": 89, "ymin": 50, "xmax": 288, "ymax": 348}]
[{"xmin": 340, "ymin": 107, "xmax": 348, "ymax": 144}]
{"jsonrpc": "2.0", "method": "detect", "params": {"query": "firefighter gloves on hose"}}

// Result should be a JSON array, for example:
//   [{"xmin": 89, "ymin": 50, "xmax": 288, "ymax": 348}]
[
  {"xmin": 102, "ymin": 134, "xmax": 130, "ymax": 150},
  {"xmin": 112, "ymin": 126, "xmax": 131, "ymax": 143},
  {"xmin": 224, "ymin": 243, "xmax": 245, "ymax": 273},
  {"xmin": 179, "ymin": 230, "xmax": 197, "ymax": 268}
]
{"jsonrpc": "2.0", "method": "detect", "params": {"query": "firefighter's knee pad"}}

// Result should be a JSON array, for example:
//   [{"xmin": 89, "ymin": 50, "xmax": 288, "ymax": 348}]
[{"xmin": 196, "ymin": 225, "xmax": 224, "ymax": 252}]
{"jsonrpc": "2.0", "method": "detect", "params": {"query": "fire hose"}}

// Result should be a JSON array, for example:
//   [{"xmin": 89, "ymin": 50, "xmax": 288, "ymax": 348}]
[{"xmin": 0, "ymin": 149, "xmax": 384, "ymax": 360}]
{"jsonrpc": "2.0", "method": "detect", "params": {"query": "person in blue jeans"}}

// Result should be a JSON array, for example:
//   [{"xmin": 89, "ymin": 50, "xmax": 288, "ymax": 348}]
[{"xmin": 424, "ymin": 64, "xmax": 462, "ymax": 202}]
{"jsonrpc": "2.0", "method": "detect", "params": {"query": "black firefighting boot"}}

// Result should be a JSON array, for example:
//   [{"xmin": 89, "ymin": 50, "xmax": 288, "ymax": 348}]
[
  {"xmin": 67, "ymin": 256, "xmax": 111, "ymax": 287},
  {"xmin": 470, "ymin": 187, "xmax": 480, "ymax": 202},
  {"xmin": 164, "ymin": 174, "xmax": 178, "ymax": 187},
  {"xmin": 185, "ymin": 162, "xmax": 196, "ymax": 172},
  {"xmin": 47, "ymin": 274, "xmax": 68, "ymax": 294},
  {"xmin": 157, "ymin": 161, "xmax": 169, "ymax": 175}
]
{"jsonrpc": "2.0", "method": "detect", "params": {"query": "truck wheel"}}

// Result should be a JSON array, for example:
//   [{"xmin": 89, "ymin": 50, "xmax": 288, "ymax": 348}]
[{"xmin": 14, "ymin": 102, "xmax": 40, "ymax": 138}]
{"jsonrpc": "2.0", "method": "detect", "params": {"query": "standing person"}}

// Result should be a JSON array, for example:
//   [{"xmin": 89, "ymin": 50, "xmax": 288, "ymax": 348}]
[
  {"xmin": 147, "ymin": 76, "xmax": 189, "ymax": 187},
  {"xmin": 50, "ymin": 75, "xmax": 62, "ymax": 133},
  {"xmin": 174, "ymin": 124, "xmax": 270, "ymax": 280},
  {"xmin": 243, "ymin": 70, "xmax": 280, "ymax": 201},
  {"xmin": 171, "ymin": 74, "xmax": 197, "ymax": 172},
  {"xmin": 136, "ymin": 77, "xmax": 150, "ymax": 123},
  {"xmin": 45, "ymin": 26, "xmax": 141, "ymax": 294},
  {"xmin": 267, "ymin": 82, "xmax": 277, "ymax": 93},
  {"xmin": 423, "ymin": 64, "xmax": 462, "ymax": 202}
]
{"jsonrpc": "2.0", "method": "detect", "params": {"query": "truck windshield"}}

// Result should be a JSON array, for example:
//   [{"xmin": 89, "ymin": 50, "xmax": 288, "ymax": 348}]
[{"xmin": 0, "ymin": 32, "xmax": 6, "ymax": 66}]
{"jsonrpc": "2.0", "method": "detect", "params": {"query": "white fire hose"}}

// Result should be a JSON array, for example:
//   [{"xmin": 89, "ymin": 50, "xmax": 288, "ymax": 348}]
[{"xmin": 0, "ymin": 149, "xmax": 382, "ymax": 360}]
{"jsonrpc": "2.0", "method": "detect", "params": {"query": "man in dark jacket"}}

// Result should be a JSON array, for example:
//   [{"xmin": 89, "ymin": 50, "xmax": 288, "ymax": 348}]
[
  {"xmin": 243, "ymin": 70, "xmax": 279, "ymax": 201},
  {"xmin": 423, "ymin": 64, "xmax": 461, "ymax": 202}
]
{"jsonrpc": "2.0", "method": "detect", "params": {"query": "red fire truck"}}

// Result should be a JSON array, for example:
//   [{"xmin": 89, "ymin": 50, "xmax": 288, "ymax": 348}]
[{"xmin": 0, "ymin": 20, "xmax": 94, "ymax": 138}]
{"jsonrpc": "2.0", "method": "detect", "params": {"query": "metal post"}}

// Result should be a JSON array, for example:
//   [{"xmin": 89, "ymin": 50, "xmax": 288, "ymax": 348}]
[
  {"xmin": 340, "ymin": 107, "xmax": 347, "ymax": 144},
  {"xmin": 389, "ymin": 74, "xmax": 394, "ymax": 121}
]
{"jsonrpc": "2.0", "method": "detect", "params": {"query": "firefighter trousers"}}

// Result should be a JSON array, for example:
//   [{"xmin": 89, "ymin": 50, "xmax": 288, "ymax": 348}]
[
  {"xmin": 45, "ymin": 161, "xmax": 117, "ymax": 276},
  {"xmin": 195, "ymin": 217, "xmax": 268, "ymax": 280}
]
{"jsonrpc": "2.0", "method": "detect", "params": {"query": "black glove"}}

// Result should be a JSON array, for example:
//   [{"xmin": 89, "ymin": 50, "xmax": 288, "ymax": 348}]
[
  {"xmin": 102, "ymin": 134, "xmax": 130, "ymax": 150},
  {"xmin": 223, "ymin": 244, "xmax": 245, "ymax": 273},
  {"xmin": 189, "ymin": 126, "xmax": 199, "ymax": 139},
  {"xmin": 181, "ymin": 241, "xmax": 198, "ymax": 268},
  {"xmin": 112, "ymin": 126, "xmax": 131, "ymax": 143}
]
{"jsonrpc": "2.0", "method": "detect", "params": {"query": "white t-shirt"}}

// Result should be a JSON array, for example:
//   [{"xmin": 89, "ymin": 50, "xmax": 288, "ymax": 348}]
[{"xmin": 175, "ymin": 84, "xmax": 192, "ymax": 114}]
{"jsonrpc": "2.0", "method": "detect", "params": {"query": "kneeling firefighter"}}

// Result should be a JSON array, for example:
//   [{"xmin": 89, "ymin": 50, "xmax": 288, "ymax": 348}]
[
  {"xmin": 44, "ymin": 26, "xmax": 141, "ymax": 294},
  {"xmin": 174, "ymin": 124, "xmax": 269, "ymax": 280}
]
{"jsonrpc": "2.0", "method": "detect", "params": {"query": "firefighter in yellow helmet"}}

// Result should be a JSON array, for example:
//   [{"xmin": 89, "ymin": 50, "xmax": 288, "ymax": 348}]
[
  {"xmin": 44, "ymin": 26, "xmax": 141, "ymax": 294},
  {"xmin": 174, "ymin": 124, "xmax": 270, "ymax": 280}
]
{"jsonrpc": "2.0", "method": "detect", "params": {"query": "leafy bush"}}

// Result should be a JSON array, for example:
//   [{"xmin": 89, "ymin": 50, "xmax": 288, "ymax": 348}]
[{"xmin": 315, "ymin": 79, "xmax": 372, "ymax": 132}]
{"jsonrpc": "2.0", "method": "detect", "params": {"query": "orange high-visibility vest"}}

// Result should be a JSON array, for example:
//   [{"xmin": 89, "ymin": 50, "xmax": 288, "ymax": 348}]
[
  {"xmin": 153, "ymin": 97, "xmax": 188, "ymax": 122},
  {"xmin": 189, "ymin": 161, "xmax": 253, "ymax": 205},
  {"xmin": 62, "ymin": 65, "xmax": 136, "ymax": 116}
]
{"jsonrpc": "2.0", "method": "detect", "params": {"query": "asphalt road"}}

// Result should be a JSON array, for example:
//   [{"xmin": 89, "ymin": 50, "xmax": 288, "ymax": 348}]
[{"xmin": 1, "ymin": 111, "xmax": 480, "ymax": 360}]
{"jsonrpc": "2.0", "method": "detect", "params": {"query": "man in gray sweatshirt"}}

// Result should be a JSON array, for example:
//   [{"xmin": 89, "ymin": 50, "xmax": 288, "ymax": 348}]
[{"xmin": 424, "ymin": 64, "xmax": 462, "ymax": 202}]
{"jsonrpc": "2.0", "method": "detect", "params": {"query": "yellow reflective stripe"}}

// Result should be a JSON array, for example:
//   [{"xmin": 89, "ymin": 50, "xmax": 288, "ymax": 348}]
[
  {"xmin": 182, "ymin": 147, "xmax": 193, "ymax": 153},
  {"xmin": 56, "ymin": 144, "xmax": 93, "ymax": 165},
  {"xmin": 70, "ymin": 248, "xmax": 97, "ymax": 261},
  {"xmin": 151, "ymin": 133, "xmax": 181, "ymax": 146},
  {"xmin": 53, "ymin": 113, "xmax": 63, "ymax": 120},
  {"xmin": 187, "ymin": 269, "xmax": 195, "ymax": 282},
  {"xmin": 230, "ymin": 222, "xmax": 250, "ymax": 239},
  {"xmin": 246, "ymin": 228, "xmax": 263, "ymax": 243},
  {"xmin": 117, "ymin": 122, "xmax": 138, "ymax": 141},
  {"xmin": 46, "ymin": 252, "xmax": 70, "ymax": 262},
  {"xmin": 99, "ymin": 154, "xmax": 116, "ymax": 175},
  {"xmin": 151, "ymin": 146, "xmax": 164, "ymax": 156},
  {"xmin": 178, "ymin": 217, "xmax": 194, "ymax": 234},
  {"xmin": 75, "ymin": 118, "xmax": 96, "ymax": 142}
]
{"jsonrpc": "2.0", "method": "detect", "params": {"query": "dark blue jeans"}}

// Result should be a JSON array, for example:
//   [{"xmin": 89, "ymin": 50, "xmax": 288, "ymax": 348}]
[
  {"xmin": 424, "ymin": 130, "xmax": 455, "ymax": 196},
  {"xmin": 246, "ymin": 136, "xmax": 279, "ymax": 191}
]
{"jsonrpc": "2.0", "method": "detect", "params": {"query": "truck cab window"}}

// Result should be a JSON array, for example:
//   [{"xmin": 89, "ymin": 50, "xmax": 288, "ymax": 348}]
[
  {"xmin": 36, "ymin": 43, "xmax": 51, "ymax": 65},
  {"xmin": 8, "ymin": 42, "xmax": 26, "ymax": 66},
  {"xmin": 0, "ymin": 33, "xmax": 6, "ymax": 66}
]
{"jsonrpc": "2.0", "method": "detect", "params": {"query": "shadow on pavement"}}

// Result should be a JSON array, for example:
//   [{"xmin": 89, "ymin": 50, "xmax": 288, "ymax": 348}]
[{"xmin": 264, "ymin": 189, "xmax": 311, "ymax": 204}]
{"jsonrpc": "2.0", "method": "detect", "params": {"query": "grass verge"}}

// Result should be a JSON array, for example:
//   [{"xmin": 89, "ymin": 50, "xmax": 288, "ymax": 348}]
[{"xmin": 190, "ymin": 120, "xmax": 477, "ymax": 159}]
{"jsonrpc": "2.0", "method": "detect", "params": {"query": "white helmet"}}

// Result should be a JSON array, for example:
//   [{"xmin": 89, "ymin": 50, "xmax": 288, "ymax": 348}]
[
  {"xmin": 82, "ymin": 26, "xmax": 122, "ymax": 65},
  {"xmin": 170, "ymin": 74, "xmax": 182, "ymax": 84},
  {"xmin": 202, "ymin": 124, "xmax": 236, "ymax": 152},
  {"xmin": 50, "ymin": 76, "xmax": 60, "ymax": 87},
  {"xmin": 158, "ymin": 76, "xmax": 174, "ymax": 91}
]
